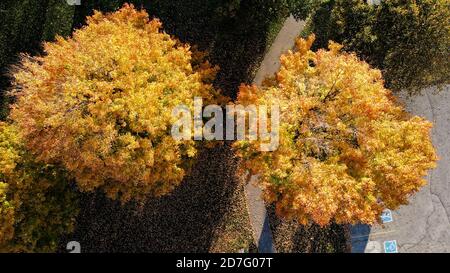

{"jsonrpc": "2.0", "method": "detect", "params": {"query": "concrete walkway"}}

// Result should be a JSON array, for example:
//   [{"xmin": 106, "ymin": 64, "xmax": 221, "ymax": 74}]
[
  {"xmin": 351, "ymin": 85, "xmax": 450, "ymax": 253},
  {"xmin": 253, "ymin": 17, "xmax": 306, "ymax": 85},
  {"xmin": 244, "ymin": 16, "xmax": 305, "ymax": 253}
]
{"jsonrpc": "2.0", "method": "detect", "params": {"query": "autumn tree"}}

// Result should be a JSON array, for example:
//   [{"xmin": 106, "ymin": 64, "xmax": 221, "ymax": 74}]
[
  {"xmin": 10, "ymin": 4, "xmax": 221, "ymax": 202},
  {"xmin": 234, "ymin": 36, "xmax": 437, "ymax": 226},
  {"xmin": 0, "ymin": 122, "xmax": 78, "ymax": 252},
  {"xmin": 305, "ymin": 0, "xmax": 450, "ymax": 92}
]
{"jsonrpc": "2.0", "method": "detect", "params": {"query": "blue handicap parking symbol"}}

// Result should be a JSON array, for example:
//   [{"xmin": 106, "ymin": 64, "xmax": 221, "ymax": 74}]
[
  {"xmin": 381, "ymin": 209, "xmax": 393, "ymax": 223},
  {"xmin": 384, "ymin": 240, "xmax": 398, "ymax": 253}
]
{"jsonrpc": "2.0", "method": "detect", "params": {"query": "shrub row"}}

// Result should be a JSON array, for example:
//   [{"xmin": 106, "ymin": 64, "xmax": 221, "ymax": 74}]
[{"xmin": 305, "ymin": 0, "xmax": 450, "ymax": 93}]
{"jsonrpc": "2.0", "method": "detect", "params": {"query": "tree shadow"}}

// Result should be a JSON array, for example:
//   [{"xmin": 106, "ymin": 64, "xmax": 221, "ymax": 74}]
[
  {"xmin": 59, "ymin": 144, "xmax": 243, "ymax": 252},
  {"xmin": 267, "ymin": 205, "xmax": 349, "ymax": 253},
  {"xmin": 349, "ymin": 224, "xmax": 371, "ymax": 253},
  {"xmin": 257, "ymin": 214, "xmax": 276, "ymax": 253}
]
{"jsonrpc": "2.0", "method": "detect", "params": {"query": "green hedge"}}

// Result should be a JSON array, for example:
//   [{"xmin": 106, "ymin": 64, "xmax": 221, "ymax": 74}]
[{"xmin": 306, "ymin": 0, "xmax": 450, "ymax": 93}]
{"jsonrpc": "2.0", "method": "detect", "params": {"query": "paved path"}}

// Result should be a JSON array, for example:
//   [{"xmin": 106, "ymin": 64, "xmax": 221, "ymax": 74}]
[
  {"xmin": 352, "ymin": 85, "xmax": 450, "ymax": 253},
  {"xmin": 253, "ymin": 17, "xmax": 306, "ymax": 85},
  {"xmin": 244, "ymin": 16, "xmax": 305, "ymax": 253}
]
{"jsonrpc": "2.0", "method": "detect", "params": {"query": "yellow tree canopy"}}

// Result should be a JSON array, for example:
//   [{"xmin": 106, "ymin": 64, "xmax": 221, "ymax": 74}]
[
  {"xmin": 235, "ymin": 35, "xmax": 437, "ymax": 226},
  {"xmin": 0, "ymin": 122, "xmax": 78, "ymax": 252},
  {"xmin": 10, "ymin": 4, "xmax": 220, "ymax": 202},
  {"xmin": 0, "ymin": 123, "xmax": 18, "ymax": 248}
]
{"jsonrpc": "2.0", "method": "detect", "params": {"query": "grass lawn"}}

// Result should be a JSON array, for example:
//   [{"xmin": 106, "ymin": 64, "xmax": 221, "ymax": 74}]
[{"xmin": 0, "ymin": 0, "xmax": 75, "ymax": 120}]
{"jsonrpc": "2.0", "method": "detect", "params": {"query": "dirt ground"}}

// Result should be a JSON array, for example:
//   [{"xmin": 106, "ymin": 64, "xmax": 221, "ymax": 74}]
[
  {"xmin": 59, "ymin": 144, "xmax": 254, "ymax": 253},
  {"xmin": 268, "ymin": 206, "xmax": 349, "ymax": 253}
]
